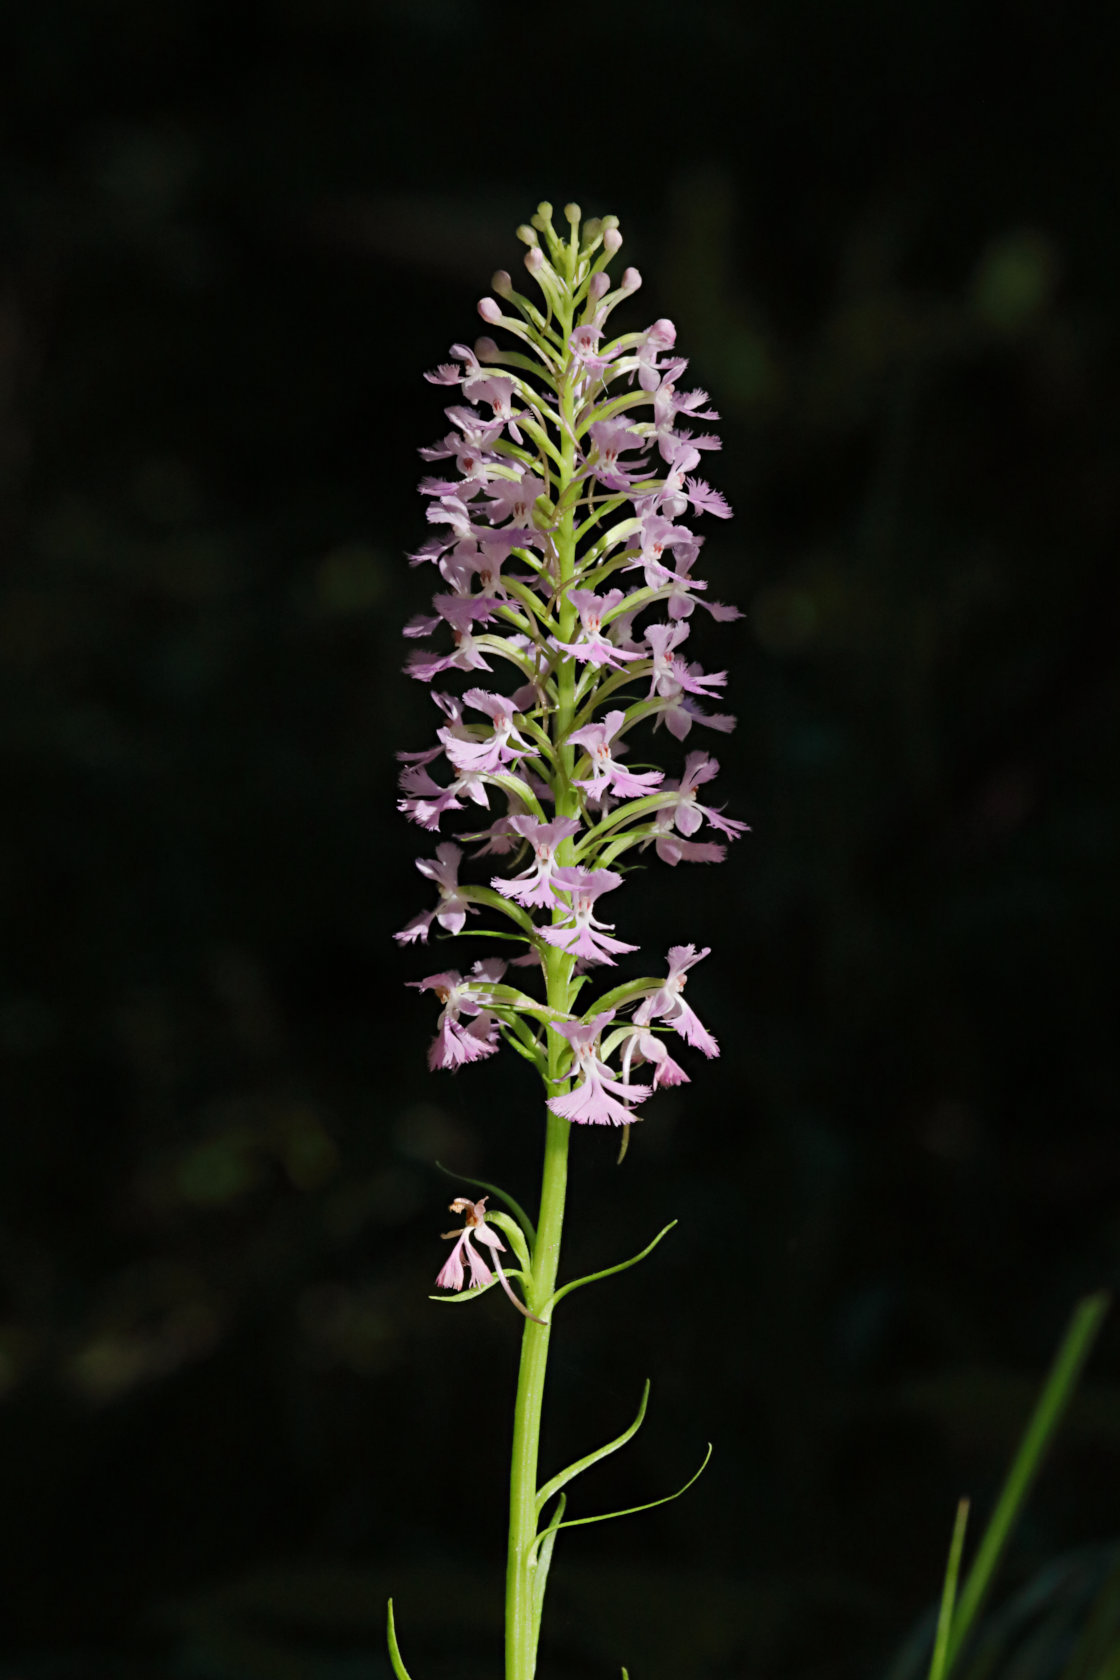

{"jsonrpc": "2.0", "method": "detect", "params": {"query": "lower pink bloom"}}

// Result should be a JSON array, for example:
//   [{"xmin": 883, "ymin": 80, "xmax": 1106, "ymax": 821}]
[
  {"xmin": 436, "ymin": 1196, "xmax": 506, "ymax": 1289},
  {"xmin": 435, "ymin": 1196, "xmax": 543, "ymax": 1321}
]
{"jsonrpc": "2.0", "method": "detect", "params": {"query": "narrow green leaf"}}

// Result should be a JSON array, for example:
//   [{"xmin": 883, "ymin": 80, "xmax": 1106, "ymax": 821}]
[
  {"xmin": 434, "ymin": 1161, "xmax": 537, "ymax": 1248},
  {"xmin": 536, "ymin": 1382, "xmax": 651, "ymax": 1514},
  {"xmin": 531, "ymin": 1490, "xmax": 566, "ymax": 1629},
  {"xmin": 585, "ymin": 977, "xmax": 664, "ymax": 1018},
  {"xmin": 600, "ymin": 1024, "xmax": 638, "ymax": 1060},
  {"xmin": 571, "ymin": 665, "xmax": 642, "ymax": 731},
  {"xmin": 945, "ymin": 1291, "xmax": 1110, "ymax": 1673},
  {"xmin": 447, "ymin": 927, "xmax": 534, "ymax": 944},
  {"xmin": 428, "ymin": 1277, "xmax": 500, "ymax": 1305},
  {"xmin": 600, "ymin": 583, "xmax": 665, "ymax": 628},
  {"xmin": 460, "ymin": 882, "xmax": 541, "ymax": 937},
  {"xmin": 929, "ymin": 1499, "xmax": 970, "ymax": 1680},
  {"xmin": 487, "ymin": 983, "xmax": 568, "ymax": 1019},
  {"xmin": 599, "ymin": 829, "xmax": 661, "ymax": 870},
  {"xmin": 533, "ymin": 1442, "xmax": 712, "ymax": 1548},
  {"xmin": 491, "ymin": 1004, "xmax": 547, "ymax": 1046},
  {"xmin": 386, "ymin": 1599, "xmax": 415, "ymax": 1680},
  {"xmin": 548, "ymin": 1222, "xmax": 677, "ymax": 1310},
  {"xmin": 574, "ymin": 791, "xmax": 678, "ymax": 856},
  {"xmin": 429, "ymin": 1268, "xmax": 527, "ymax": 1306}
]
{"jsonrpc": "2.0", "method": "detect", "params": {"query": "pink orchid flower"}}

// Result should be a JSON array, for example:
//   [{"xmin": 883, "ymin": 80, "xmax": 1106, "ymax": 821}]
[
  {"xmin": 436, "ymin": 1196, "xmax": 543, "ymax": 1322},
  {"xmin": 585, "ymin": 420, "xmax": 651, "ymax": 491},
  {"xmin": 393, "ymin": 843, "xmax": 476, "ymax": 944},
  {"xmin": 407, "ymin": 960, "xmax": 506, "ymax": 1071},
  {"xmin": 440, "ymin": 690, "xmax": 532, "ymax": 777},
  {"xmin": 568, "ymin": 709, "xmax": 665, "ymax": 801},
  {"xmin": 554, "ymin": 589, "xmax": 644, "ymax": 670},
  {"xmin": 537, "ymin": 867, "xmax": 639, "ymax": 966},
  {"xmin": 492, "ymin": 815, "xmax": 581, "ymax": 908},
  {"xmin": 547, "ymin": 1012, "xmax": 651, "ymax": 1126},
  {"xmin": 664, "ymin": 753, "xmax": 750, "ymax": 840},
  {"xmin": 633, "ymin": 945, "xmax": 719, "ymax": 1058},
  {"xmin": 644, "ymin": 623, "xmax": 728, "ymax": 704}
]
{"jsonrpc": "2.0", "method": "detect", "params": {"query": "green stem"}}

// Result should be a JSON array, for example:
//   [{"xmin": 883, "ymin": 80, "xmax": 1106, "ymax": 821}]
[
  {"xmin": 504, "ymin": 257, "xmax": 582, "ymax": 1680},
  {"xmin": 944, "ymin": 1290, "xmax": 1110, "ymax": 1674},
  {"xmin": 504, "ymin": 1057, "xmax": 571, "ymax": 1679}
]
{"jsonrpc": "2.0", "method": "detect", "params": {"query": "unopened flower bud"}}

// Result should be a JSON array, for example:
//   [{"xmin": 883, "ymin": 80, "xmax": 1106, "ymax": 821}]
[
  {"xmin": 583, "ymin": 217, "xmax": 602, "ymax": 244},
  {"xmin": 563, "ymin": 202, "xmax": 581, "ymax": 227},
  {"xmin": 620, "ymin": 267, "xmax": 642, "ymax": 294},
  {"xmin": 491, "ymin": 270, "xmax": 513, "ymax": 299},
  {"xmin": 603, "ymin": 227, "xmax": 622, "ymax": 255},
  {"xmin": 525, "ymin": 246, "xmax": 544, "ymax": 275},
  {"xmin": 531, "ymin": 203, "xmax": 556, "ymax": 238},
  {"xmin": 474, "ymin": 336, "xmax": 500, "ymax": 362},
  {"xmin": 478, "ymin": 297, "xmax": 503, "ymax": 324},
  {"xmin": 589, "ymin": 273, "xmax": 609, "ymax": 300},
  {"xmin": 516, "ymin": 224, "xmax": 539, "ymax": 247}
]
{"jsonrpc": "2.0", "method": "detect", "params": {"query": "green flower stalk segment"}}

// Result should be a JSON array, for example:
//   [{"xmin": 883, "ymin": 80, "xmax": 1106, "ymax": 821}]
[{"xmin": 391, "ymin": 201, "xmax": 743, "ymax": 1680}]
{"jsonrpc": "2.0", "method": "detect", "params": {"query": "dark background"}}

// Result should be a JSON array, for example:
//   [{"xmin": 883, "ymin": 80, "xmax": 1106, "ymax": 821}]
[{"xmin": 2, "ymin": 2, "xmax": 1118, "ymax": 1676}]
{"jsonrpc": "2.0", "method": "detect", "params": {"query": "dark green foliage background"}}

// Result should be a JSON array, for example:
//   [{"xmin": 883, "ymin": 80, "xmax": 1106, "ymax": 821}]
[{"xmin": 1, "ymin": 2, "xmax": 1117, "ymax": 1676}]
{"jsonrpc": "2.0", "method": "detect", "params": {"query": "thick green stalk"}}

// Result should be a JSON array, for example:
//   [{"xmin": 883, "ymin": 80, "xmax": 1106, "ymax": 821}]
[
  {"xmin": 504, "ymin": 266, "xmax": 580, "ymax": 1680},
  {"xmin": 503, "ymin": 1002, "xmax": 571, "ymax": 1680}
]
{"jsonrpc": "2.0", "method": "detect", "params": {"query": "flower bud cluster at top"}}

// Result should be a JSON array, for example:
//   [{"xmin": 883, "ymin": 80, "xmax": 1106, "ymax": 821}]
[{"xmin": 394, "ymin": 201, "xmax": 748, "ymax": 1129}]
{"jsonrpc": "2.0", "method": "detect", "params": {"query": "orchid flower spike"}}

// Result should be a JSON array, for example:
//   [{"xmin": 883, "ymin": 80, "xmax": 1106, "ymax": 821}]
[{"xmin": 396, "ymin": 203, "xmax": 744, "ymax": 1168}]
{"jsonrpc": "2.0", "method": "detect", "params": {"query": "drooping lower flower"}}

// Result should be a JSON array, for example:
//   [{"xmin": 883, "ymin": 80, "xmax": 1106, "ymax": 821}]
[
  {"xmin": 436, "ymin": 1196, "xmax": 543, "ymax": 1321},
  {"xmin": 436, "ymin": 1195, "xmax": 506, "ymax": 1289}
]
